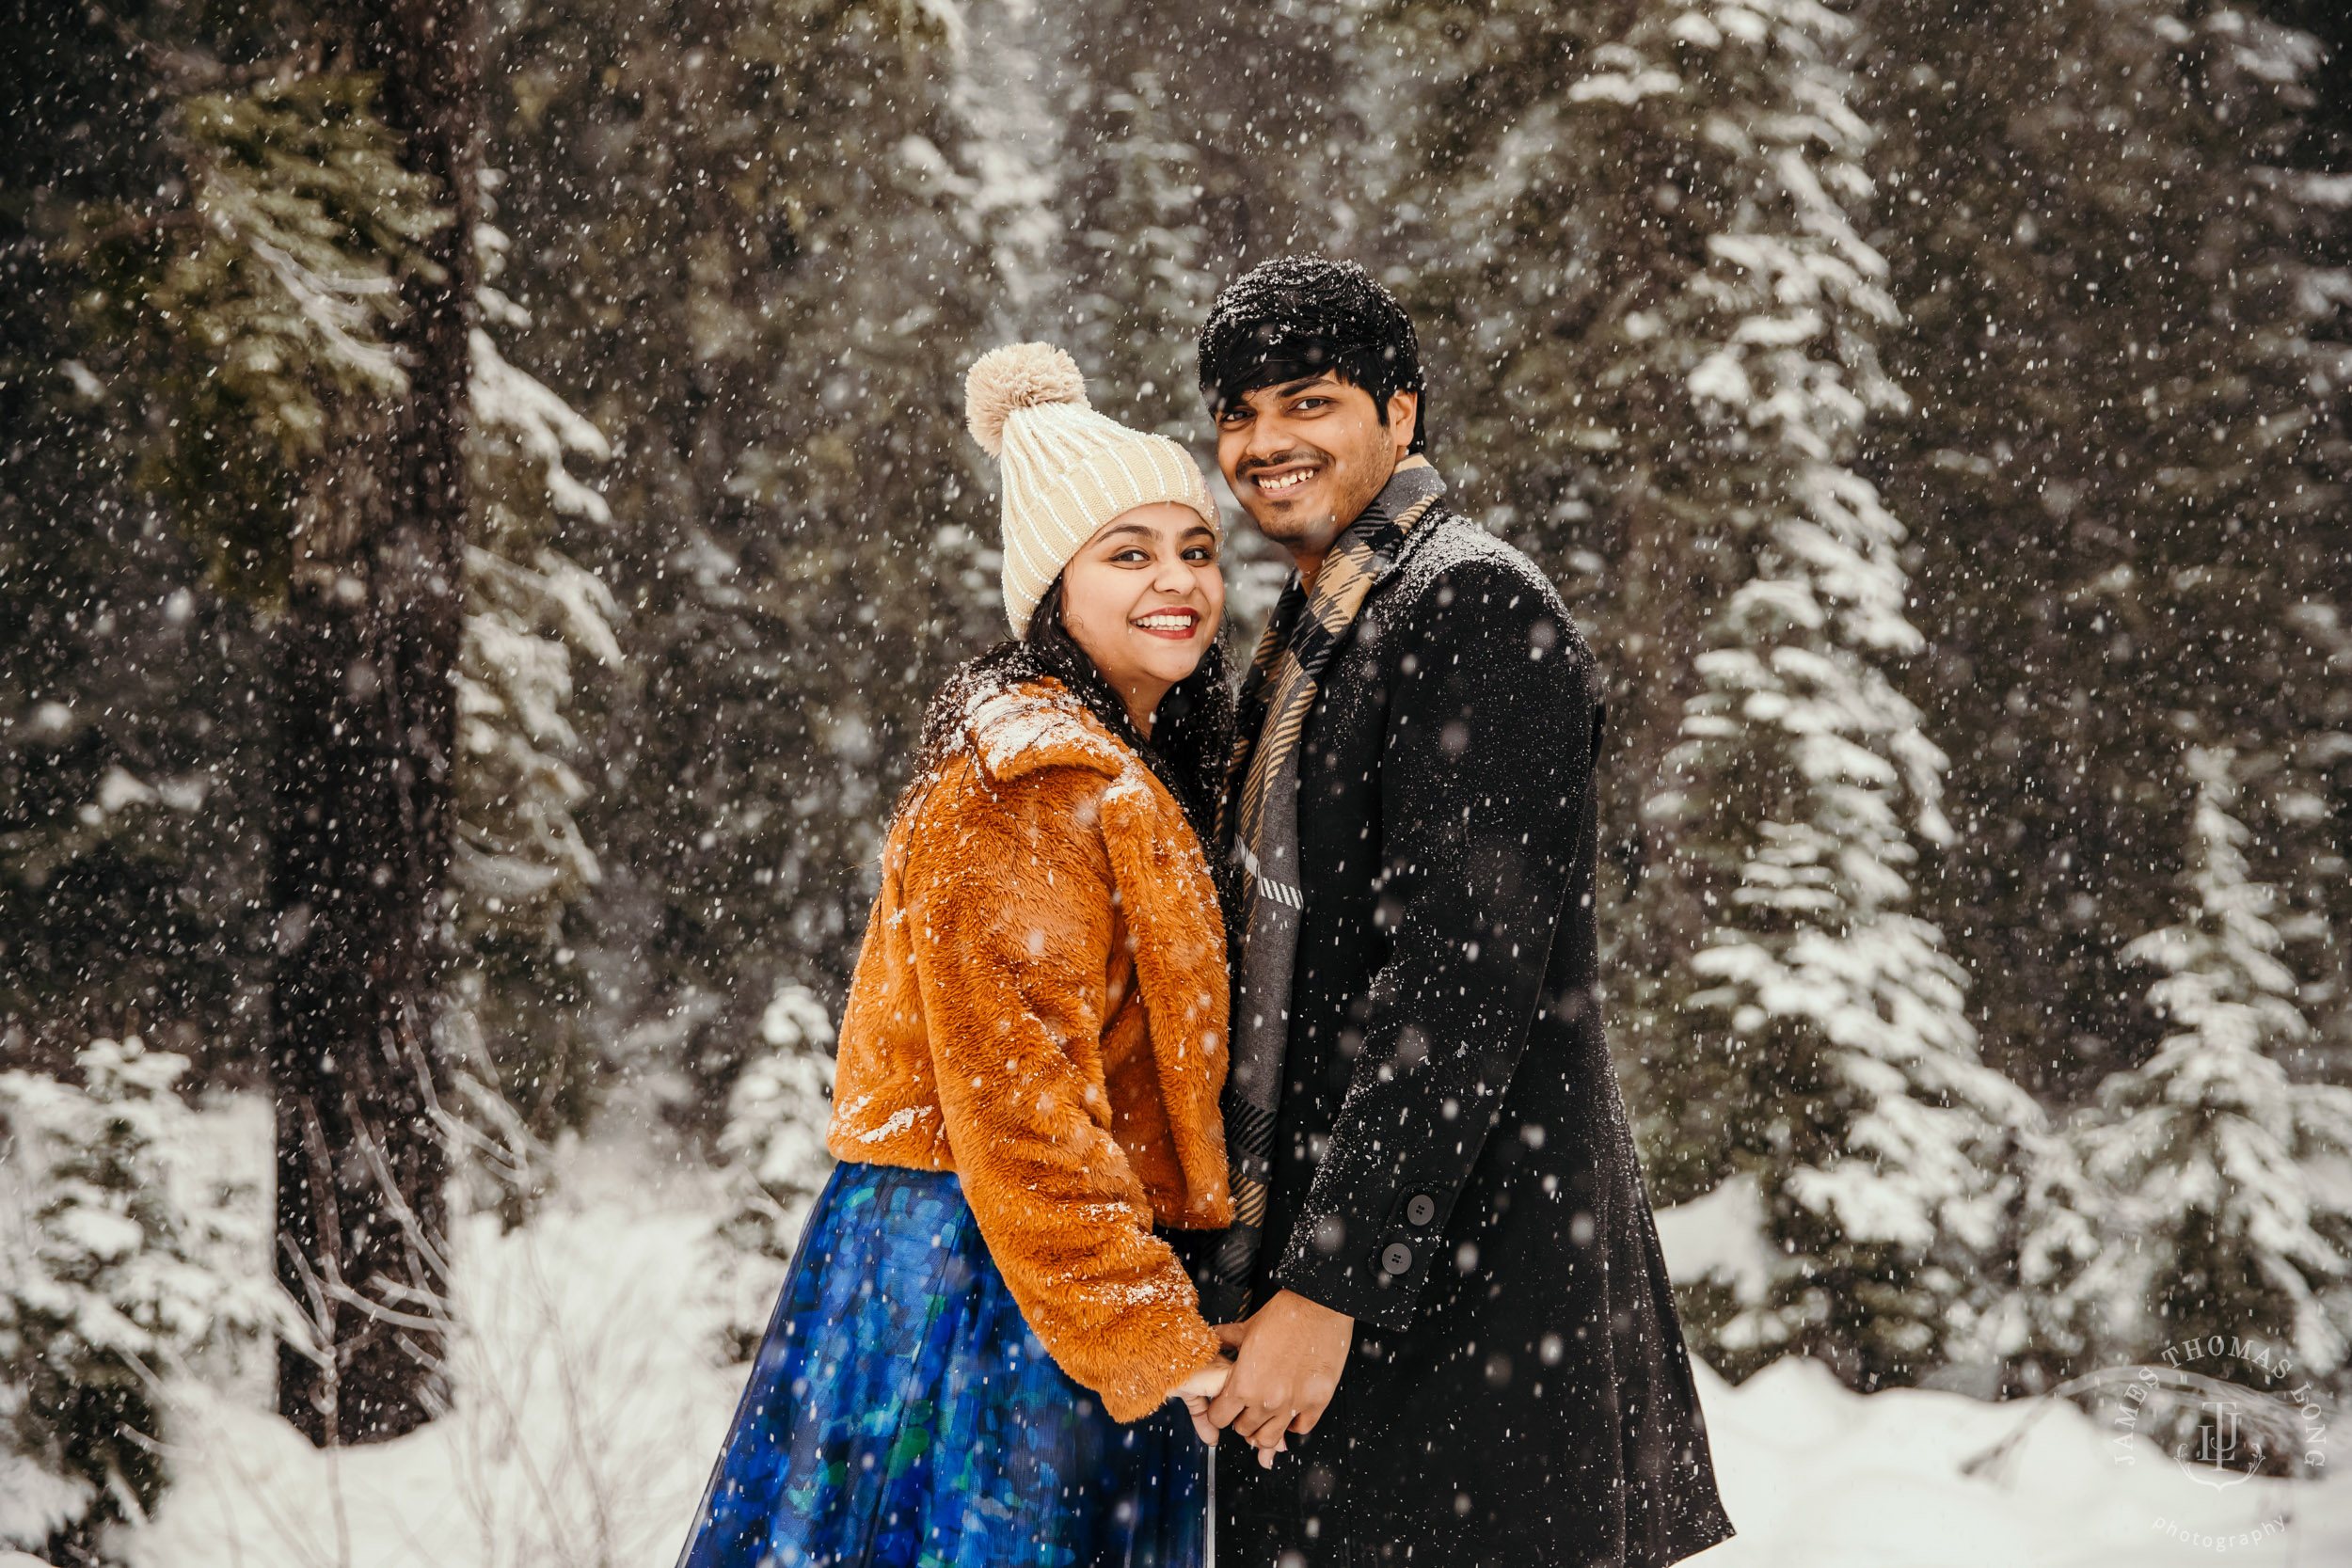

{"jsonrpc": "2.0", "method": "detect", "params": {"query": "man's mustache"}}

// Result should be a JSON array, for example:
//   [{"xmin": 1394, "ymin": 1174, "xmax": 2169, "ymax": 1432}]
[{"xmin": 1237, "ymin": 447, "xmax": 1332, "ymax": 481}]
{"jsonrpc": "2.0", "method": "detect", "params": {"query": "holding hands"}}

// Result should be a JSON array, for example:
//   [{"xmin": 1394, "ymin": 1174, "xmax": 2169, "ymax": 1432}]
[{"xmin": 1172, "ymin": 1291, "xmax": 1355, "ymax": 1467}]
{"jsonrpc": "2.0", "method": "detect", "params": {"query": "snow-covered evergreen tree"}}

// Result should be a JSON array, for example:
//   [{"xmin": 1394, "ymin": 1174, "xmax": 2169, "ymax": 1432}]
[
  {"xmin": 1373, "ymin": 0, "xmax": 1927, "ymax": 1159},
  {"xmin": 3, "ymin": 71, "xmax": 423, "ymax": 1093},
  {"xmin": 720, "ymin": 981, "xmax": 838, "ymax": 1224},
  {"xmin": 1938, "ymin": 1111, "xmax": 2121, "ymax": 1395},
  {"xmin": 710, "ymin": 982, "xmax": 836, "ymax": 1358},
  {"xmin": 2078, "ymin": 747, "xmax": 2352, "ymax": 1380},
  {"xmin": 62, "ymin": 50, "xmax": 624, "ymax": 1175},
  {"xmin": 952, "ymin": 0, "xmax": 1064, "ymax": 325},
  {"xmin": 447, "ymin": 198, "xmax": 619, "ymax": 1164},
  {"xmin": 0, "ymin": 1038, "xmax": 285, "ymax": 1560},
  {"xmin": 1499, "ymin": 0, "xmax": 2039, "ymax": 1388}
]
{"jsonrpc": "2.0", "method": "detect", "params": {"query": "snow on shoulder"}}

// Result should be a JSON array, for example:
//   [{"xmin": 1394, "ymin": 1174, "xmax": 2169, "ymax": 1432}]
[
  {"xmin": 960, "ymin": 679, "xmax": 1130, "ymax": 786},
  {"xmin": 1388, "ymin": 515, "xmax": 1586, "ymax": 656}
]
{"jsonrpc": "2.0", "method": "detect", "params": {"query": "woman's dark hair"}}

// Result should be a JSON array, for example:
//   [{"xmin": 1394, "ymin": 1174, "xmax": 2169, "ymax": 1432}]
[
  {"xmin": 901, "ymin": 576, "xmax": 1237, "ymax": 856},
  {"xmin": 1197, "ymin": 254, "xmax": 1429, "ymax": 456}
]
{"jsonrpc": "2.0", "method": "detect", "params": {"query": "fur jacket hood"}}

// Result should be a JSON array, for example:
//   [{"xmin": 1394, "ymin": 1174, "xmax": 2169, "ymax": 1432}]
[{"xmin": 828, "ymin": 675, "xmax": 1232, "ymax": 1421}]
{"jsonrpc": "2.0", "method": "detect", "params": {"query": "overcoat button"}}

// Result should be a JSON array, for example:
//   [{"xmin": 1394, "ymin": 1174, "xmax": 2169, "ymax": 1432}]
[
  {"xmin": 1406, "ymin": 1194, "xmax": 1437, "ymax": 1227},
  {"xmin": 1381, "ymin": 1243, "xmax": 1415, "ymax": 1275}
]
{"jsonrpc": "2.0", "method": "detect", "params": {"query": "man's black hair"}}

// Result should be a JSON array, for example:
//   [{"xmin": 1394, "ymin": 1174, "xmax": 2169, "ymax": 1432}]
[{"xmin": 1197, "ymin": 255, "xmax": 1429, "ymax": 456}]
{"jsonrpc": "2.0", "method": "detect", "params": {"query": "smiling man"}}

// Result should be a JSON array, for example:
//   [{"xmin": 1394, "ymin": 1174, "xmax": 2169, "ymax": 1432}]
[{"xmin": 1196, "ymin": 257, "xmax": 1734, "ymax": 1568}]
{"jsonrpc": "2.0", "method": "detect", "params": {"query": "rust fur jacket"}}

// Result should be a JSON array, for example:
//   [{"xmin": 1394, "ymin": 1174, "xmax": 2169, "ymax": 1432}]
[{"xmin": 826, "ymin": 676, "xmax": 1232, "ymax": 1422}]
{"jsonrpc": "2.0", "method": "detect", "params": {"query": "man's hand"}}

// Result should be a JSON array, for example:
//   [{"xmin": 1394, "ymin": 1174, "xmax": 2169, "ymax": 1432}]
[{"xmin": 1205, "ymin": 1290, "xmax": 1354, "ymax": 1468}]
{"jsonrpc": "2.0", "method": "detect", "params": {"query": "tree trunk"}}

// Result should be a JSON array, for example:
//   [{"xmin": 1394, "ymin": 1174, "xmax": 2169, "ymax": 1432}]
[{"xmin": 272, "ymin": 0, "xmax": 479, "ymax": 1447}]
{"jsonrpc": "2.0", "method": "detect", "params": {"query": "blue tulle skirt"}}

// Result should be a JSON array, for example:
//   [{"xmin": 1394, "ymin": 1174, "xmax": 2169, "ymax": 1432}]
[{"xmin": 675, "ymin": 1160, "xmax": 1207, "ymax": 1568}]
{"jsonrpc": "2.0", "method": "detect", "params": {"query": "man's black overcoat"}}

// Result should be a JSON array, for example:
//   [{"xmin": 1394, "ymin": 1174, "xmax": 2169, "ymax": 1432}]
[{"xmin": 1214, "ymin": 505, "xmax": 1735, "ymax": 1568}]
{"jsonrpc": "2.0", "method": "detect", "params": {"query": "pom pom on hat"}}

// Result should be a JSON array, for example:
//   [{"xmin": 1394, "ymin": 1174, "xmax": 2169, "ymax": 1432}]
[{"xmin": 965, "ymin": 342, "xmax": 1089, "ymax": 458}]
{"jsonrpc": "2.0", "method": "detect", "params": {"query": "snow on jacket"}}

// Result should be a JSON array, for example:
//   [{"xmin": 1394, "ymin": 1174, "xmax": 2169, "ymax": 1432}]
[{"xmin": 825, "ymin": 675, "xmax": 1232, "ymax": 1423}]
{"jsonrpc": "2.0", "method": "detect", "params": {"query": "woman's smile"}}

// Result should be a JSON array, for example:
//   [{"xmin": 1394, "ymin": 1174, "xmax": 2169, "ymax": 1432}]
[{"xmin": 1132, "ymin": 607, "xmax": 1203, "ymax": 640}]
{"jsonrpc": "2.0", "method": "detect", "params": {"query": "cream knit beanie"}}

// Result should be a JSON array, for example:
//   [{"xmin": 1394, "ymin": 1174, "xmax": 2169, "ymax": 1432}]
[{"xmin": 964, "ymin": 343, "xmax": 1219, "ymax": 639}]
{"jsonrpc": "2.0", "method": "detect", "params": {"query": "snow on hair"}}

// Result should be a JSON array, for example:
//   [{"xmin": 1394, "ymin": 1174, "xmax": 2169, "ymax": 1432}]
[{"xmin": 963, "ymin": 341, "xmax": 1090, "ymax": 457}]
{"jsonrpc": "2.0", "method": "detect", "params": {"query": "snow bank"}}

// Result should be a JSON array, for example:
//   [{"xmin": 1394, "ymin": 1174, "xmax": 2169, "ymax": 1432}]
[
  {"xmin": 1683, "ymin": 1354, "xmax": 2352, "ymax": 1565},
  {"xmin": 1658, "ymin": 1178, "xmax": 2352, "ymax": 1564}
]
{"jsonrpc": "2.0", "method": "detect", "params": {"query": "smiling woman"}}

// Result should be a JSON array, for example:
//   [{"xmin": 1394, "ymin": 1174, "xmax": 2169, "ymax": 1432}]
[
  {"xmin": 1058, "ymin": 503, "xmax": 1227, "ymax": 736},
  {"xmin": 671, "ymin": 344, "xmax": 1241, "ymax": 1568}
]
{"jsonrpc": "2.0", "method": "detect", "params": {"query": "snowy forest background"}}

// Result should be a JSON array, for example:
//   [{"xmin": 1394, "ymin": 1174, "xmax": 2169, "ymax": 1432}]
[{"xmin": 5, "ymin": 0, "xmax": 2352, "ymax": 1562}]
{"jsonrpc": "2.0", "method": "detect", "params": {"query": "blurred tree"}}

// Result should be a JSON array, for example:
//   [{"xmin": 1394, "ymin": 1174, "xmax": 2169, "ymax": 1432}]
[
  {"xmin": 1063, "ymin": 64, "xmax": 1216, "ymax": 441},
  {"xmin": 5, "ymin": 0, "xmax": 475, "ymax": 1445},
  {"xmin": 481, "ymin": 0, "xmax": 1041, "ymax": 1130},
  {"xmin": 255, "ymin": 0, "xmax": 481, "ymax": 1446},
  {"xmin": 1376, "ymin": 0, "xmax": 2030, "ymax": 1388},
  {"xmin": 1860, "ymin": 0, "xmax": 2352, "ymax": 1105},
  {"xmin": 442, "ymin": 214, "xmax": 619, "ymax": 1193},
  {"xmin": 1097, "ymin": 0, "xmax": 1364, "ymax": 280},
  {"xmin": 0, "ymin": 0, "xmax": 278, "ymax": 1081},
  {"xmin": 8, "ymin": 0, "xmax": 621, "ymax": 1444},
  {"xmin": 0, "ymin": 1037, "xmax": 287, "ymax": 1564},
  {"xmin": 2081, "ymin": 747, "xmax": 2352, "ymax": 1377}
]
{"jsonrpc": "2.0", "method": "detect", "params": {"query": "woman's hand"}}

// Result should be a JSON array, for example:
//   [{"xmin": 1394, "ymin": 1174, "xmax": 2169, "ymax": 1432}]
[{"xmin": 1172, "ymin": 1360, "xmax": 1232, "ymax": 1446}]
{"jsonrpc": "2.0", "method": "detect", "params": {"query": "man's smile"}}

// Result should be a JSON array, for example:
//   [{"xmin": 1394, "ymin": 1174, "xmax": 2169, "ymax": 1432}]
[{"xmin": 1252, "ymin": 465, "xmax": 1318, "ymax": 495}]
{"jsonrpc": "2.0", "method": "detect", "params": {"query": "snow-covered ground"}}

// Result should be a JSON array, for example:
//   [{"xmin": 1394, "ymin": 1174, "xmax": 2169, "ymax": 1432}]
[
  {"xmin": 124, "ymin": 1127, "xmax": 761, "ymax": 1568},
  {"xmin": 112, "ymin": 1117, "xmax": 2352, "ymax": 1568}
]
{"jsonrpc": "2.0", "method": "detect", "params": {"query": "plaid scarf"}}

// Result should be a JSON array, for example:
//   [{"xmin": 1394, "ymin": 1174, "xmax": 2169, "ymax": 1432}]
[{"xmin": 1202, "ymin": 463, "xmax": 1446, "ymax": 1323}]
